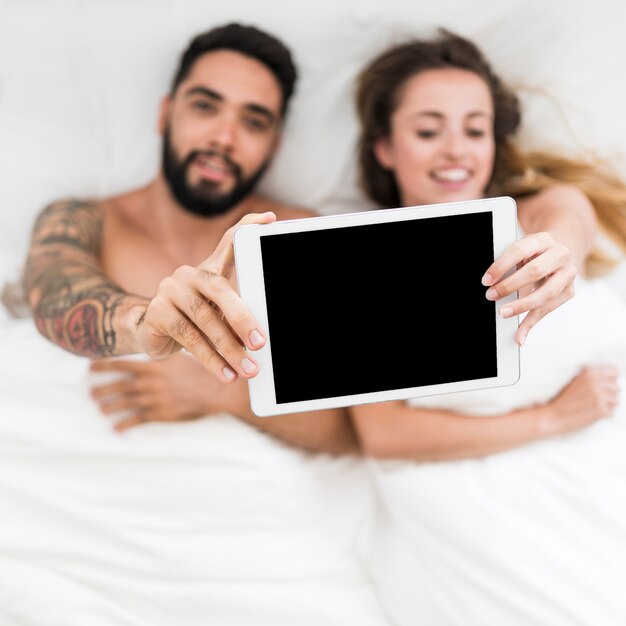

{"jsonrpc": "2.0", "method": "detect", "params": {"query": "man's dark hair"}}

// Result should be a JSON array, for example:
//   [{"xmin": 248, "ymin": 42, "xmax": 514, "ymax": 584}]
[{"xmin": 171, "ymin": 23, "xmax": 297, "ymax": 116}]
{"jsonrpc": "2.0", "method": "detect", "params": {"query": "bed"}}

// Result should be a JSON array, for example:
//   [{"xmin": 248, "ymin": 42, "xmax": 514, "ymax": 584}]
[{"xmin": 1, "ymin": 1, "xmax": 625, "ymax": 624}]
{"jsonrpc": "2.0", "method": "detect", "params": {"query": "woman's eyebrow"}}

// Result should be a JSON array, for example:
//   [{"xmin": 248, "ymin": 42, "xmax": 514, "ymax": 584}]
[
  {"xmin": 466, "ymin": 111, "xmax": 493, "ymax": 120},
  {"xmin": 410, "ymin": 111, "xmax": 444, "ymax": 120},
  {"xmin": 408, "ymin": 110, "xmax": 493, "ymax": 121}
]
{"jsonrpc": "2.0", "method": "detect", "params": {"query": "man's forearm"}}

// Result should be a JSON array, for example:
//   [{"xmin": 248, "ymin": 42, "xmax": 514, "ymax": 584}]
[
  {"xmin": 30, "ymin": 269, "xmax": 148, "ymax": 357},
  {"xmin": 24, "ymin": 199, "xmax": 148, "ymax": 357}
]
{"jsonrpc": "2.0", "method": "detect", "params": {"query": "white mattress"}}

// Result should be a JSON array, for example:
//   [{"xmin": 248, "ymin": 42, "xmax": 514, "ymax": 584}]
[{"xmin": 1, "ymin": 1, "xmax": 626, "ymax": 623}]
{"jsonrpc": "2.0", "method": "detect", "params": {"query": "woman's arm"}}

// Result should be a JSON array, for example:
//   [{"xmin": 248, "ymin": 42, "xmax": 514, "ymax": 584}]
[
  {"xmin": 482, "ymin": 184, "xmax": 598, "ymax": 345},
  {"xmin": 517, "ymin": 184, "xmax": 598, "ymax": 271},
  {"xmin": 351, "ymin": 365, "xmax": 619, "ymax": 461}
]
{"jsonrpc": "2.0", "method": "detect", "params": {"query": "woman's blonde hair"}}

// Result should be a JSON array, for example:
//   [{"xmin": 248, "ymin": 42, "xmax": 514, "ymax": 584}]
[
  {"xmin": 356, "ymin": 30, "xmax": 626, "ymax": 277},
  {"xmin": 494, "ymin": 145, "xmax": 626, "ymax": 276}
]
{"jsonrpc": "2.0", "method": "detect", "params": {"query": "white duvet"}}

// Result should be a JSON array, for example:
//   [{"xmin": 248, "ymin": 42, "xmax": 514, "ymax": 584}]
[
  {"xmin": 368, "ymin": 277, "xmax": 626, "ymax": 626},
  {"xmin": 0, "ymin": 319, "xmax": 389, "ymax": 626}
]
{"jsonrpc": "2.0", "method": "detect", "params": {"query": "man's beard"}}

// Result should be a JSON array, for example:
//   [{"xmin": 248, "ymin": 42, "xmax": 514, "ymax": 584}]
[{"xmin": 161, "ymin": 128, "xmax": 269, "ymax": 218}]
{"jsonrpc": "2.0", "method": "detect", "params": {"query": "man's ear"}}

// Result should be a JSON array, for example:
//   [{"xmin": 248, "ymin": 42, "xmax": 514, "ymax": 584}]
[
  {"xmin": 373, "ymin": 137, "xmax": 394, "ymax": 170},
  {"xmin": 157, "ymin": 95, "xmax": 172, "ymax": 136}
]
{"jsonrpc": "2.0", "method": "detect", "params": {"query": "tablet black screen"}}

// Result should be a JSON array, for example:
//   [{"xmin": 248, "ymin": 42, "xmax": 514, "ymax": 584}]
[{"xmin": 260, "ymin": 212, "xmax": 497, "ymax": 404}]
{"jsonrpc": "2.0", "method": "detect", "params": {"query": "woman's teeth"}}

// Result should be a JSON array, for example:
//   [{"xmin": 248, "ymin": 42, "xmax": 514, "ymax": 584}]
[{"xmin": 432, "ymin": 168, "xmax": 470, "ymax": 182}]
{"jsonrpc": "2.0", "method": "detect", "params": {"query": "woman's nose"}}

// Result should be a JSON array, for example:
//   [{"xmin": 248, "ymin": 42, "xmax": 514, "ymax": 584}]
[{"xmin": 442, "ymin": 130, "xmax": 467, "ymax": 159}]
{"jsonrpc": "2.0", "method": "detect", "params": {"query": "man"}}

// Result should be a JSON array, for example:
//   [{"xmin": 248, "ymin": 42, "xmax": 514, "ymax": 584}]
[{"xmin": 22, "ymin": 23, "xmax": 357, "ymax": 451}]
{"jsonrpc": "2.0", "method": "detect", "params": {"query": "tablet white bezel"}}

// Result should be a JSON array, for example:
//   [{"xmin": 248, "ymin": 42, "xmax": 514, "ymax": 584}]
[{"xmin": 234, "ymin": 197, "xmax": 520, "ymax": 416}]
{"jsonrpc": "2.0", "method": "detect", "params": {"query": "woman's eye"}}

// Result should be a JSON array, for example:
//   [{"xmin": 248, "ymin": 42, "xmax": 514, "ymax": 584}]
[
  {"xmin": 416, "ymin": 129, "xmax": 437, "ymax": 139},
  {"xmin": 467, "ymin": 129, "xmax": 486, "ymax": 138}
]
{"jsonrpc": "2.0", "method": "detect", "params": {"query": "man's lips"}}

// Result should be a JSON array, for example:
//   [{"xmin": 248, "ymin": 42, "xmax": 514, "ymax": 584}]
[{"xmin": 191, "ymin": 153, "xmax": 239, "ymax": 183}]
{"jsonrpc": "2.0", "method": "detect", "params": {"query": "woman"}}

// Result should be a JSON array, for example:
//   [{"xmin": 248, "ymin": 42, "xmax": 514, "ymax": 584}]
[{"xmin": 351, "ymin": 30, "xmax": 626, "ymax": 625}]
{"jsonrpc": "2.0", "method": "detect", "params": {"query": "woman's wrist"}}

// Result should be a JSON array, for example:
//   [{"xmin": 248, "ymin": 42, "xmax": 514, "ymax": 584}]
[{"xmin": 535, "ymin": 402, "xmax": 560, "ymax": 438}]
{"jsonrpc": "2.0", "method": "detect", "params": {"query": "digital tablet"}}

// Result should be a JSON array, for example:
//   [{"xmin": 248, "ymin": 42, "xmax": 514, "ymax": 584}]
[{"xmin": 234, "ymin": 197, "xmax": 520, "ymax": 416}]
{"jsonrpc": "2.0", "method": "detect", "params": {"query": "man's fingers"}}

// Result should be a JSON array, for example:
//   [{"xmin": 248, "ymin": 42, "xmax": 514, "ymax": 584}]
[
  {"xmin": 191, "ymin": 270, "xmax": 266, "ymax": 353},
  {"xmin": 173, "ymin": 285, "xmax": 260, "ymax": 379},
  {"xmin": 159, "ymin": 307, "xmax": 241, "ymax": 382},
  {"xmin": 97, "ymin": 393, "xmax": 151, "ymax": 415},
  {"xmin": 114, "ymin": 413, "xmax": 148, "ymax": 433},
  {"xmin": 136, "ymin": 213, "xmax": 275, "ymax": 379},
  {"xmin": 202, "ymin": 211, "xmax": 276, "ymax": 276},
  {"xmin": 91, "ymin": 378, "xmax": 145, "ymax": 400},
  {"xmin": 90, "ymin": 359, "xmax": 151, "ymax": 374}
]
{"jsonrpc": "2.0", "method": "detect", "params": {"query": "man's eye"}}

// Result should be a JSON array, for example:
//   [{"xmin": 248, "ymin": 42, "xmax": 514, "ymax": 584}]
[
  {"xmin": 467, "ymin": 129, "xmax": 486, "ymax": 138},
  {"xmin": 192, "ymin": 100, "xmax": 216, "ymax": 112},
  {"xmin": 416, "ymin": 129, "xmax": 437, "ymax": 139},
  {"xmin": 244, "ymin": 117, "xmax": 269, "ymax": 132}
]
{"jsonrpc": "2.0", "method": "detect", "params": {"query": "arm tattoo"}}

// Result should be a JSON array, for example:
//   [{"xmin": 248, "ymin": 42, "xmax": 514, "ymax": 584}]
[{"xmin": 23, "ymin": 198, "xmax": 141, "ymax": 357}]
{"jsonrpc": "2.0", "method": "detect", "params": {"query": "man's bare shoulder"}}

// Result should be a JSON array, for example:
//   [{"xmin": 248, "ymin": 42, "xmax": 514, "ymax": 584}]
[
  {"xmin": 30, "ymin": 194, "xmax": 136, "ymax": 256},
  {"xmin": 36, "ymin": 197, "xmax": 103, "ymax": 219},
  {"xmin": 250, "ymin": 196, "xmax": 318, "ymax": 221},
  {"xmin": 31, "ymin": 197, "xmax": 105, "ymax": 242}
]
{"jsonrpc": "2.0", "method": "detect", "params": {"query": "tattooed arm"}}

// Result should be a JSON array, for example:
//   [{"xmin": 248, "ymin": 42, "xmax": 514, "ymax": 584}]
[
  {"xmin": 23, "ymin": 199, "xmax": 148, "ymax": 357},
  {"xmin": 24, "ymin": 203, "xmax": 273, "ymax": 382}
]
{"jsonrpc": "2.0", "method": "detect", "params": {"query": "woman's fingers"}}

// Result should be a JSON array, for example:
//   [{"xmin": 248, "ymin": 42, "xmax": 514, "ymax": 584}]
[
  {"xmin": 482, "ymin": 232, "xmax": 557, "ymax": 288},
  {"xmin": 483, "ymin": 232, "xmax": 578, "ymax": 346},
  {"xmin": 514, "ymin": 285, "xmax": 573, "ymax": 345},
  {"xmin": 485, "ymin": 246, "xmax": 574, "ymax": 301}
]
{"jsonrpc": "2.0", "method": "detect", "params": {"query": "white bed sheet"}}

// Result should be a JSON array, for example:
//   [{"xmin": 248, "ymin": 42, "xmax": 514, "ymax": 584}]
[
  {"xmin": 0, "ymin": 318, "xmax": 390, "ymax": 625},
  {"xmin": 368, "ymin": 277, "xmax": 626, "ymax": 625},
  {"xmin": 1, "ymin": 1, "xmax": 626, "ymax": 623}
]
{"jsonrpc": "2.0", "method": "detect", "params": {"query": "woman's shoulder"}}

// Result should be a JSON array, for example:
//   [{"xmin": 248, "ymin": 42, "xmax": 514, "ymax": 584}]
[
  {"xmin": 516, "ymin": 184, "xmax": 593, "ymax": 211},
  {"xmin": 516, "ymin": 184, "xmax": 596, "ymax": 229},
  {"xmin": 516, "ymin": 183, "xmax": 594, "ymax": 215}
]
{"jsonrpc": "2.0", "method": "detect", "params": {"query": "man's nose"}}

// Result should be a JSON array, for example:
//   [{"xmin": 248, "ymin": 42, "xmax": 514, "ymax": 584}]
[{"xmin": 210, "ymin": 113, "xmax": 237, "ymax": 151}]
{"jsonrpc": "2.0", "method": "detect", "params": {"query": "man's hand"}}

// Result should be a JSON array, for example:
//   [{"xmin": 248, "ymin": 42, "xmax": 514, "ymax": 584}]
[
  {"xmin": 133, "ymin": 211, "xmax": 276, "ymax": 381},
  {"xmin": 91, "ymin": 353, "xmax": 228, "ymax": 432},
  {"xmin": 481, "ymin": 231, "xmax": 577, "ymax": 346}
]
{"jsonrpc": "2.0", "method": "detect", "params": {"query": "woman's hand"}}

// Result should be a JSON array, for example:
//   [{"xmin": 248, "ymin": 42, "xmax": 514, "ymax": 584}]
[
  {"xmin": 540, "ymin": 365, "xmax": 620, "ymax": 436},
  {"xmin": 482, "ymin": 231, "xmax": 577, "ymax": 346},
  {"xmin": 90, "ymin": 353, "xmax": 232, "ymax": 432}
]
